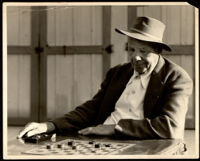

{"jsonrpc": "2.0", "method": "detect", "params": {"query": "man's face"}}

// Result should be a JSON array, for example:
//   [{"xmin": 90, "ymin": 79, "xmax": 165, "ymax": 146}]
[{"xmin": 128, "ymin": 39, "xmax": 159, "ymax": 75}]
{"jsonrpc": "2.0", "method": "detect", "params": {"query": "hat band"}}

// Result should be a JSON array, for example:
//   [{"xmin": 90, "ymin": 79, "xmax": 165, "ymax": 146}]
[{"xmin": 131, "ymin": 28, "xmax": 163, "ymax": 42}]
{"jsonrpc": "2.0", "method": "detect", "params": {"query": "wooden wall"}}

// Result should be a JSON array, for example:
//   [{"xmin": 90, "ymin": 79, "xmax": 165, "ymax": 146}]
[
  {"xmin": 46, "ymin": 6, "xmax": 103, "ymax": 118},
  {"xmin": 110, "ymin": 6, "xmax": 128, "ymax": 67},
  {"xmin": 47, "ymin": 6, "xmax": 102, "ymax": 46},
  {"xmin": 7, "ymin": 6, "xmax": 31, "ymax": 118},
  {"xmin": 7, "ymin": 6, "xmax": 31, "ymax": 46}
]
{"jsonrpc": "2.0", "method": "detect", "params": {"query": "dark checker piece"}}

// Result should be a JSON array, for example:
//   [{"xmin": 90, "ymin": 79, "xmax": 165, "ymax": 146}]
[
  {"xmin": 57, "ymin": 144, "xmax": 64, "ymax": 148},
  {"xmin": 68, "ymin": 141, "xmax": 74, "ymax": 146},
  {"xmin": 89, "ymin": 141, "xmax": 94, "ymax": 144},
  {"xmin": 104, "ymin": 144, "xmax": 111, "ymax": 147},
  {"xmin": 46, "ymin": 144, "xmax": 53, "ymax": 149},
  {"xmin": 72, "ymin": 145, "xmax": 76, "ymax": 150},
  {"xmin": 95, "ymin": 143, "xmax": 100, "ymax": 148}
]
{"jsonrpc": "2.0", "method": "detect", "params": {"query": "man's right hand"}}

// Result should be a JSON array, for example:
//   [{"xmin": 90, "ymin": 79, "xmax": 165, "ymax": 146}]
[{"xmin": 17, "ymin": 122, "xmax": 56, "ymax": 139}]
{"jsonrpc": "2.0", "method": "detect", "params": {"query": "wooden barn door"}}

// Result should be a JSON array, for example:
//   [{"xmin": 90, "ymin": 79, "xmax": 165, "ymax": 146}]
[
  {"xmin": 128, "ymin": 5, "xmax": 195, "ymax": 129},
  {"xmin": 45, "ymin": 6, "xmax": 111, "ymax": 121},
  {"xmin": 7, "ymin": 6, "xmax": 111, "ymax": 125},
  {"xmin": 7, "ymin": 6, "xmax": 41, "ymax": 125}
]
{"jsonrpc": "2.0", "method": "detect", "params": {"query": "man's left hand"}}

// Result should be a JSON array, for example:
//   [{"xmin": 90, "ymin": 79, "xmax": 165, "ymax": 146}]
[{"xmin": 78, "ymin": 124, "xmax": 115, "ymax": 136}]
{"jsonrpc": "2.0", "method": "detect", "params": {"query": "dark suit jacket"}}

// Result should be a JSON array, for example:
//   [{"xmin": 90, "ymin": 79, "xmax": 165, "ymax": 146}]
[{"xmin": 51, "ymin": 55, "xmax": 193, "ymax": 139}]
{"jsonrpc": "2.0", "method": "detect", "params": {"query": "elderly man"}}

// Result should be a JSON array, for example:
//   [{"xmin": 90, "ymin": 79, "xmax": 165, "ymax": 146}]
[{"xmin": 17, "ymin": 16, "xmax": 193, "ymax": 140}]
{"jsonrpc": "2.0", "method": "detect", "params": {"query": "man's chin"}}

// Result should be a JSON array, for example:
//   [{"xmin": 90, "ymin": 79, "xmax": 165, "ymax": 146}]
[
  {"xmin": 138, "ymin": 69, "xmax": 148, "ymax": 75},
  {"xmin": 134, "ymin": 65, "xmax": 151, "ymax": 75}
]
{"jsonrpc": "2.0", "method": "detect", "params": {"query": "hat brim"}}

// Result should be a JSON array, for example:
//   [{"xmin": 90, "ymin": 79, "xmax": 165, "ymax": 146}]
[{"xmin": 115, "ymin": 28, "xmax": 171, "ymax": 52}]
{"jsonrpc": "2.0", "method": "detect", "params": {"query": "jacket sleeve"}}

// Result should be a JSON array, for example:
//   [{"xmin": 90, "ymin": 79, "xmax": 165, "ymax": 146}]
[
  {"xmin": 50, "ymin": 67, "xmax": 115, "ymax": 134},
  {"xmin": 115, "ymin": 70, "xmax": 193, "ymax": 139}
]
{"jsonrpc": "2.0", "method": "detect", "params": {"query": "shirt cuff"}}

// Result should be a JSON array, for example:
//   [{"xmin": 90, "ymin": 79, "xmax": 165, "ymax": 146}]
[{"xmin": 115, "ymin": 124, "xmax": 123, "ymax": 132}]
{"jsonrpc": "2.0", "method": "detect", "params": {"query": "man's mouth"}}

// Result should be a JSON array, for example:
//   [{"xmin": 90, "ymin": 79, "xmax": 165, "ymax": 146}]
[{"xmin": 132, "ymin": 60, "xmax": 150, "ymax": 74}]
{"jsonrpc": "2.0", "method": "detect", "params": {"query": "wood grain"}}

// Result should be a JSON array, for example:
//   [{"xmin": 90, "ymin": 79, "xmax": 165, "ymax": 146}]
[
  {"xmin": 18, "ymin": 55, "xmax": 31, "ymax": 118},
  {"xmin": 7, "ymin": 55, "xmax": 19, "ymax": 117},
  {"xmin": 7, "ymin": 55, "xmax": 31, "ymax": 118},
  {"xmin": 7, "ymin": 6, "xmax": 19, "ymax": 45},
  {"xmin": 111, "ymin": 6, "xmax": 128, "ymax": 67}
]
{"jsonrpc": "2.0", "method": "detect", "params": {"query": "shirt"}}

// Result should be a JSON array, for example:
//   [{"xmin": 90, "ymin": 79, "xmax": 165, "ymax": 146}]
[{"xmin": 103, "ymin": 56, "xmax": 159, "ymax": 125}]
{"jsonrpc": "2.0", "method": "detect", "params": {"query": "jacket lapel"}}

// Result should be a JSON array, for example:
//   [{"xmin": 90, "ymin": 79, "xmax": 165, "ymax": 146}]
[
  {"xmin": 96, "ymin": 63, "xmax": 134, "ymax": 124},
  {"xmin": 143, "ymin": 55, "xmax": 166, "ymax": 118}
]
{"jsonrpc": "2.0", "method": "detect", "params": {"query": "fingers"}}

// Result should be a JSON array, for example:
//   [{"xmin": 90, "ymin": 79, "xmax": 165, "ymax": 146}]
[
  {"xmin": 17, "ymin": 122, "xmax": 38, "ymax": 138},
  {"xmin": 78, "ymin": 127, "xmax": 94, "ymax": 135},
  {"xmin": 25, "ymin": 129, "xmax": 40, "ymax": 137}
]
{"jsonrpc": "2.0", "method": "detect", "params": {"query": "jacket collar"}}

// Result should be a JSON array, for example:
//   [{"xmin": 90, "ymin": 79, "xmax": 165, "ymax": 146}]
[{"xmin": 143, "ymin": 55, "xmax": 166, "ymax": 118}]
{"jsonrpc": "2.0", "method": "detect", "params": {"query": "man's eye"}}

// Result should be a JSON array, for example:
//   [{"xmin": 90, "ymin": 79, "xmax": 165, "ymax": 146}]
[
  {"xmin": 140, "ymin": 49, "xmax": 146, "ymax": 53},
  {"xmin": 129, "ymin": 48, "xmax": 135, "ymax": 52}
]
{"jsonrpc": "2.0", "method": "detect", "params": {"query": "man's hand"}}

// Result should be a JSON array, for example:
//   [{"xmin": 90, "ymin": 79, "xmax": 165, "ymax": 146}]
[
  {"xmin": 78, "ymin": 124, "xmax": 115, "ymax": 136},
  {"xmin": 17, "ymin": 122, "xmax": 56, "ymax": 139}
]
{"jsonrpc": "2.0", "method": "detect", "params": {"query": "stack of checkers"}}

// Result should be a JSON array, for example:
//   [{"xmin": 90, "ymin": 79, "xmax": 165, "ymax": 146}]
[{"xmin": 22, "ymin": 139, "xmax": 134, "ymax": 155}]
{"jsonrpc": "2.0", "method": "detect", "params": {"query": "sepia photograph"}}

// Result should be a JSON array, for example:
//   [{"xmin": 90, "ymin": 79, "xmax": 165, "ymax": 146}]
[{"xmin": 3, "ymin": 1, "xmax": 199, "ymax": 159}]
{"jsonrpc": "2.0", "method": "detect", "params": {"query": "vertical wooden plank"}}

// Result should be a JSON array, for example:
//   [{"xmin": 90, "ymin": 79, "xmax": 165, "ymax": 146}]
[
  {"xmin": 18, "ymin": 6, "xmax": 22, "ymax": 45},
  {"xmin": 55, "ymin": 7, "xmax": 61, "ymax": 46},
  {"xmin": 91, "ymin": 55, "xmax": 103, "ymax": 96},
  {"xmin": 30, "ymin": 6, "xmax": 40, "ymax": 122},
  {"xmin": 55, "ymin": 55, "xmax": 61, "ymax": 117},
  {"xmin": 72, "ymin": 6, "xmax": 90, "ymax": 107},
  {"xmin": 152, "ymin": 6, "xmax": 162, "ymax": 20},
  {"xmin": 47, "ymin": 7, "xmax": 56, "ymax": 119},
  {"xmin": 161, "ymin": 6, "xmax": 168, "ymax": 44},
  {"xmin": 91, "ymin": 6, "xmax": 103, "ymax": 96},
  {"xmin": 180, "ymin": 5, "xmax": 194, "ymax": 45},
  {"xmin": 73, "ymin": 55, "xmax": 92, "ymax": 107},
  {"xmin": 73, "ymin": 7, "xmax": 92, "ymax": 45},
  {"xmin": 39, "ymin": 6, "xmax": 48, "ymax": 122},
  {"xmin": 7, "ymin": 55, "xmax": 19, "ymax": 117},
  {"xmin": 111, "ymin": 6, "xmax": 128, "ymax": 67},
  {"xmin": 72, "ymin": 7, "xmax": 92, "ymax": 106},
  {"xmin": 166, "ymin": 6, "xmax": 181, "ymax": 45},
  {"xmin": 143, "ymin": 6, "xmax": 152, "ymax": 17},
  {"xmin": 55, "ymin": 55, "xmax": 77, "ymax": 117},
  {"xmin": 102, "ymin": 6, "xmax": 111, "ymax": 78},
  {"xmin": 47, "ymin": 5, "xmax": 74, "ymax": 45},
  {"xmin": 146, "ymin": 6, "xmax": 161, "ymax": 20},
  {"xmin": 180, "ymin": 55, "xmax": 195, "ymax": 128},
  {"xmin": 47, "ymin": 55, "xmax": 56, "ymax": 119},
  {"xmin": 18, "ymin": 55, "xmax": 31, "ymax": 118},
  {"xmin": 137, "ymin": 6, "xmax": 144, "ymax": 17},
  {"xmin": 91, "ymin": 6, "xmax": 102, "ymax": 45},
  {"xmin": 127, "ymin": 6, "xmax": 137, "ymax": 65},
  {"xmin": 128, "ymin": 6, "xmax": 137, "ymax": 32},
  {"xmin": 60, "ymin": 6, "xmax": 73, "ymax": 46},
  {"xmin": 47, "ymin": 6, "xmax": 56, "ymax": 46},
  {"xmin": 19, "ymin": 6, "xmax": 31, "ymax": 46},
  {"xmin": 58, "ymin": 56, "xmax": 74, "ymax": 116},
  {"xmin": 7, "ymin": 6, "xmax": 19, "ymax": 45}
]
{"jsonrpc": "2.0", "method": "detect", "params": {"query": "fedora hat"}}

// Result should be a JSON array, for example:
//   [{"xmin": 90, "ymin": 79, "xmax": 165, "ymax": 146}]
[{"xmin": 115, "ymin": 16, "xmax": 171, "ymax": 51}]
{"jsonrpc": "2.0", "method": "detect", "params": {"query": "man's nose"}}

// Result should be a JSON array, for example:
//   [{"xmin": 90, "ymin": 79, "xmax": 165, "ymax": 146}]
[{"xmin": 135, "ymin": 56, "xmax": 142, "ymax": 61}]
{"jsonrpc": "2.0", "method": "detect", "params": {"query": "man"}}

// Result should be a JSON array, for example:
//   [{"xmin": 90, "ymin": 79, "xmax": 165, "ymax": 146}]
[{"xmin": 17, "ymin": 16, "xmax": 193, "ymax": 140}]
